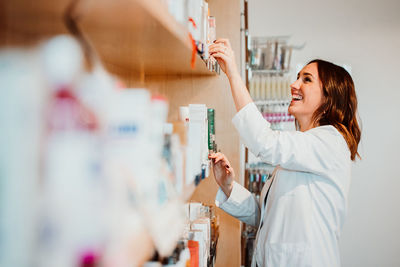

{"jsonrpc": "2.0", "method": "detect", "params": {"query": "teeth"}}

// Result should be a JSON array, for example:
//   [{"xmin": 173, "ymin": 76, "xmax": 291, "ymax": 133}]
[{"xmin": 292, "ymin": 95, "xmax": 303, "ymax": 100}]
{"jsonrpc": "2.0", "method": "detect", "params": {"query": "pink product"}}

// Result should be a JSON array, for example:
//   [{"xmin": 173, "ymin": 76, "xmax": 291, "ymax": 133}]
[
  {"xmin": 80, "ymin": 251, "xmax": 99, "ymax": 267},
  {"xmin": 262, "ymin": 112, "xmax": 294, "ymax": 123}
]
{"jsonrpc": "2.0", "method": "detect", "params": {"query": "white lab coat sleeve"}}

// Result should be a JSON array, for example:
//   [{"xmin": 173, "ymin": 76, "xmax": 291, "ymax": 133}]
[
  {"xmin": 215, "ymin": 181, "xmax": 260, "ymax": 227},
  {"xmin": 232, "ymin": 102, "xmax": 348, "ymax": 176}
]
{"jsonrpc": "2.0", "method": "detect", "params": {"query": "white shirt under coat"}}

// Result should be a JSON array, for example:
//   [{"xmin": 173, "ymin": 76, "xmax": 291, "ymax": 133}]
[{"xmin": 215, "ymin": 102, "xmax": 351, "ymax": 267}]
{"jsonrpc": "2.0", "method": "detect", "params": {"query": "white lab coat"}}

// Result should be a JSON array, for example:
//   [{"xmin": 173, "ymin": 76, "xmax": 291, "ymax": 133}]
[{"xmin": 215, "ymin": 102, "xmax": 351, "ymax": 267}]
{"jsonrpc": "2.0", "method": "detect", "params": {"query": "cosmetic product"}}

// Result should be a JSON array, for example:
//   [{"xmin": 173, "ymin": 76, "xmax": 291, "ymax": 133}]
[
  {"xmin": 40, "ymin": 86, "xmax": 105, "ymax": 267},
  {"xmin": 179, "ymin": 106, "xmax": 190, "ymax": 123},
  {"xmin": 261, "ymin": 173, "xmax": 268, "ymax": 191},
  {"xmin": 249, "ymin": 76, "xmax": 255, "ymax": 98},
  {"xmin": 265, "ymin": 40, "xmax": 274, "ymax": 69},
  {"xmin": 191, "ymin": 229, "xmax": 207, "ymax": 267},
  {"xmin": 0, "ymin": 50, "xmax": 45, "ymax": 267},
  {"xmin": 255, "ymin": 172, "xmax": 261, "ymax": 195},
  {"xmin": 187, "ymin": 0, "xmax": 203, "ymax": 42},
  {"xmin": 271, "ymin": 76, "xmax": 277, "ymax": 100},
  {"xmin": 165, "ymin": 0, "xmax": 187, "ymax": 25},
  {"xmin": 248, "ymin": 173, "xmax": 255, "ymax": 193},
  {"xmin": 37, "ymin": 36, "xmax": 112, "ymax": 267},
  {"xmin": 208, "ymin": 16, "xmax": 216, "ymax": 44},
  {"xmin": 189, "ymin": 202, "xmax": 203, "ymax": 222},
  {"xmin": 188, "ymin": 240, "xmax": 200, "ymax": 267},
  {"xmin": 272, "ymin": 40, "xmax": 279, "ymax": 70},
  {"xmin": 201, "ymin": 1, "xmax": 209, "ymax": 59},
  {"xmin": 187, "ymin": 104, "xmax": 208, "ymax": 183},
  {"xmin": 275, "ymin": 77, "xmax": 280, "ymax": 100},
  {"xmin": 192, "ymin": 218, "xmax": 211, "ymax": 260},
  {"xmin": 260, "ymin": 76, "xmax": 266, "ymax": 100},
  {"xmin": 254, "ymin": 75, "xmax": 260, "ymax": 100},
  {"xmin": 207, "ymin": 108, "xmax": 216, "ymax": 152},
  {"xmin": 265, "ymin": 76, "xmax": 272, "ymax": 99}
]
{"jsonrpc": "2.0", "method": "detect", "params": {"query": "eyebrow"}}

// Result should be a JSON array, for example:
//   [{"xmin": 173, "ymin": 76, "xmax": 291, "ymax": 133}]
[{"xmin": 297, "ymin": 72, "xmax": 315, "ymax": 79}]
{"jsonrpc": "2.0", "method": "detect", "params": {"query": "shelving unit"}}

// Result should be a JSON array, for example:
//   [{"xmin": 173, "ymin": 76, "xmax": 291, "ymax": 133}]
[
  {"xmin": 0, "ymin": 0, "xmax": 71, "ymax": 46},
  {"xmin": 1, "ymin": 0, "xmax": 213, "ymax": 76},
  {"xmin": 76, "ymin": 0, "xmax": 214, "ymax": 76},
  {"xmin": 241, "ymin": 32, "xmax": 303, "ymax": 266},
  {"xmin": 1, "ymin": 0, "xmax": 243, "ymax": 266}
]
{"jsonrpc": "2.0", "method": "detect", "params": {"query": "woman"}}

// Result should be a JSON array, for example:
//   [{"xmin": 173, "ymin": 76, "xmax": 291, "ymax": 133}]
[{"xmin": 208, "ymin": 39, "xmax": 361, "ymax": 267}]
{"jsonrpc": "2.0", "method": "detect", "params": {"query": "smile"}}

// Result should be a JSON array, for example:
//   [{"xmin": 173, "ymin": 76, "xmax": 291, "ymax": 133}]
[{"xmin": 292, "ymin": 94, "xmax": 303, "ymax": 101}]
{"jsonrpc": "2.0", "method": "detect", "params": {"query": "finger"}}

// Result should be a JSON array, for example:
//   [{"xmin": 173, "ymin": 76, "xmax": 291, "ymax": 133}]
[
  {"xmin": 227, "ymin": 166, "xmax": 234, "ymax": 174},
  {"xmin": 209, "ymin": 43, "xmax": 225, "ymax": 49},
  {"xmin": 214, "ymin": 38, "xmax": 231, "ymax": 48},
  {"xmin": 225, "ymin": 165, "xmax": 234, "ymax": 174},
  {"xmin": 222, "ymin": 162, "xmax": 232, "ymax": 171},
  {"xmin": 210, "ymin": 159, "xmax": 215, "ymax": 168},
  {"xmin": 210, "ymin": 152, "xmax": 225, "ymax": 159},
  {"xmin": 210, "ymin": 52, "xmax": 229, "ymax": 62},
  {"xmin": 213, "ymin": 154, "xmax": 225, "ymax": 164},
  {"xmin": 214, "ymin": 38, "xmax": 229, "ymax": 45},
  {"xmin": 223, "ymin": 163, "xmax": 231, "ymax": 169},
  {"xmin": 209, "ymin": 45, "xmax": 228, "ymax": 55},
  {"xmin": 215, "ymin": 155, "xmax": 231, "ymax": 167},
  {"xmin": 209, "ymin": 152, "xmax": 222, "ymax": 159}
]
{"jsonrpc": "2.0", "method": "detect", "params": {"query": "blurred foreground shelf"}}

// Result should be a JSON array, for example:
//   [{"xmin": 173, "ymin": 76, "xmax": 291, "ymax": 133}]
[
  {"xmin": 77, "ymin": 0, "xmax": 214, "ymax": 77},
  {"xmin": 182, "ymin": 183, "xmax": 197, "ymax": 202},
  {"xmin": 1, "ymin": 0, "xmax": 214, "ymax": 77},
  {"xmin": 0, "ymin": 0, "xmax": 70, "ymax": 46}
]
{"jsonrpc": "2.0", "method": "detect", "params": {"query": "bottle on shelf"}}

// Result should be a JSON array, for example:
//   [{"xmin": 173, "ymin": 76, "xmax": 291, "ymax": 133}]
[{"xmin": 248, "ymin": 172, "xmax": 255, "ymax": 193}]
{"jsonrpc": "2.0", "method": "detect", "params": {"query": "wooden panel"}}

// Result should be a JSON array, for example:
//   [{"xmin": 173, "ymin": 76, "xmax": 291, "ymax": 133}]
[
  {"xmin": 125, "ymin": 0, "xmax": 243, "ymax": 264},
  {"xmin": 0, "ymin": 0, "xmax": 70, "ymax": 47},
  {"xmin": 77, "ymin": 0, "xmax": 214, "ymax": 76},
  {"xmin": 127, "ymin": 73, "xmax": 242, "ymax": 267}
]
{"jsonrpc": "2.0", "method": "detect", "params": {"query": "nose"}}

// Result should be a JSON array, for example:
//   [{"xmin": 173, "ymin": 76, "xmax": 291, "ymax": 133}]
[{"xmin": 290, "ymin": 78, "xmax": 301, "ymax": 91}]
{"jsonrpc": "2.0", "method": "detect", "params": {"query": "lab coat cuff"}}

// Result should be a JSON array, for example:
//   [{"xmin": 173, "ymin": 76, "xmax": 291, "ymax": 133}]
[
  {"xmin": 215, "ymin": 187, "xmax": 229, "ymax": 206},
  {"xmin": 232, "ymin": 102, "xmax": 271, "ymax": 157},
  {"xmin": 215, "ymin": 181, "xmax": 252, "ymax": 213}
]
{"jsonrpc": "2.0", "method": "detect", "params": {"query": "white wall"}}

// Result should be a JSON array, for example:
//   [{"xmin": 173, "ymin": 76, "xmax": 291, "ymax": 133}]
[{"xmin": 248, "ymin": 0, "xmax": 400, "ymax": 266}]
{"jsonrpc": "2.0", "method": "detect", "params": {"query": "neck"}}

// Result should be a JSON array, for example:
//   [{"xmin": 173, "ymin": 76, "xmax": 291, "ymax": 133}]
[{"xmin": 297, "ymin": 117, "xmax": 316, "ymax": 132}]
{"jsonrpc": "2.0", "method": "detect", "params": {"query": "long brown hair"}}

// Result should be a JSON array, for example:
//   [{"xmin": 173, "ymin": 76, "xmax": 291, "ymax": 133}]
[{"xmin": 308, "ymin": 59, "xmax": 361, "ymax": 161}]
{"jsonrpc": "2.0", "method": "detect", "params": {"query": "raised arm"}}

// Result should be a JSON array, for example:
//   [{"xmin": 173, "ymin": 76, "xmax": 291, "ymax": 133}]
[
  {"xmin": 232, "ymin": 103, "xmax": 350, "ymax": 178},
  {"xmin": 209, "ymin": 39, "xmax": 252, "ymax": 112}
]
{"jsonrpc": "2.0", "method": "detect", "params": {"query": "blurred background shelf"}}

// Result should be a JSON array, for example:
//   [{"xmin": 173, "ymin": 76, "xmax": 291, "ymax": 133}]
[{"xmin": 77, "ymin": 0, "xmax": 214, "ymax": 77}]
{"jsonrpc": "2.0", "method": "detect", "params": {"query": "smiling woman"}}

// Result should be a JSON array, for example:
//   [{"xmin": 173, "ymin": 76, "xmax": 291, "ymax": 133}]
[
  {"xmin": 289, "ymin": 59, "xmax": 361, "ymax": 160},
  {"xmin": 289, "ymin": 62, "xmax": 325, "ymax": 132},
  {"xmin": 208, "ymin": 39, "xmax": 361, "ymax": 267}
]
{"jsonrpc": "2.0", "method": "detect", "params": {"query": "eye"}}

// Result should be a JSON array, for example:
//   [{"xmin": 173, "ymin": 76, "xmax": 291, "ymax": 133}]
[{"xmin": 303, "ymin": 77, "xmax": 312, "ymax": 82}]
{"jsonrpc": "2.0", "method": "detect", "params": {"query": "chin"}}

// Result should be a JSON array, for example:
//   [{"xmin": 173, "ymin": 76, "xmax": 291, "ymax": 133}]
[{"xmin": 288, "ymin": 106, "xmax": 295, "ymax": 116}]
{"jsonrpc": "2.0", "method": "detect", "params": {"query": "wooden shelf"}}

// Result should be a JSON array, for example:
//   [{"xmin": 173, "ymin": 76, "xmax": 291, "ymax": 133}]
[
  {"xmin": 0, "ymin": 0, "xmax": 71, "ymax": 47},
  {"xmin": 77, "ymin": 0, "xmax": 214, "ymax": 76}
]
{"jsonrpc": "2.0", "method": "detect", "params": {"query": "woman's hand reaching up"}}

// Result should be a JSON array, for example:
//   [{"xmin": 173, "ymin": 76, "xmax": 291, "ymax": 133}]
[
  {"xmin": 209, "ymin": 39, "xmax": 239, "ymax": 79},
  {"xmin": 209, "ymin": 38, "xmax": 253, "ymax": 112},
  {"xmin": 209, "ymin": 152, "xmax": 235, "ymax": 198}
]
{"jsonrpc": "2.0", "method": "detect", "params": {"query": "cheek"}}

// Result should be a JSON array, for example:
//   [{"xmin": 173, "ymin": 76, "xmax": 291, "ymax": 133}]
[
  {"xmin": 306, "ymin": 88, "xmax": 324, "ymax": 111},
  {"xmin": 308, "ymin": 95, "xmax": 323, "ymax": 110}
]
